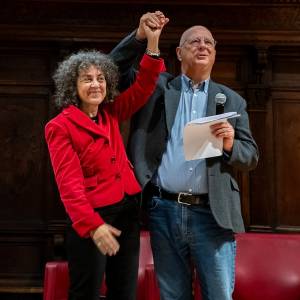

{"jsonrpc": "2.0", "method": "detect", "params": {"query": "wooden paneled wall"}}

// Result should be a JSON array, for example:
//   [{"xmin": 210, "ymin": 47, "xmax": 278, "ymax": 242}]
[{"xmin": 0, "ymin": 0, "xmax": 300, "ymax": 298}]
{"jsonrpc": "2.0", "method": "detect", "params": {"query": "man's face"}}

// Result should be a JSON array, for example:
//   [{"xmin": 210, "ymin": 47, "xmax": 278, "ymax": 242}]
[{"xmin": 177, "ymin": 26, "xmax": 216, "ymax": 76}]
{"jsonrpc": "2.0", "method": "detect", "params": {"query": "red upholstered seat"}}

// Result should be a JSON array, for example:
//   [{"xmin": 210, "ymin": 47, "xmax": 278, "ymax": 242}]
[
  {"xmin": 44, "ymin": 232, "xmax": 300, "ymax": 300},
  {"xmin": 43, "ymin": 261, "xmax": 106, "ymax": 300},
  {"xmin": 137, "ymin": 230, "xmax": 155, "ymax": 300},
  {"xmin": 144, "ymin": 265, "xmax": 160, "ymax": 300},
  {"xmin": 43, "ymin": 261, "xmax": 69, "ymax": 300},
  {"xmin": 143, "ymin": 233, "xmax": 300, "ymax": 300},
  {"xmin": 233, "ymin": 233, "xmax": 300, "ymax": 300},
  {"xmin": 43, "ymin": 230, "xmax": 153, "ymax": 300}
]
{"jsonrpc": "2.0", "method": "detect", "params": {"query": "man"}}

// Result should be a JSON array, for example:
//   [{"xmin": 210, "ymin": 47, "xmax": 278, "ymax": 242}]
[{"xmin": 112, "ymin": 20, "xmax": 258, "ymax": 300}]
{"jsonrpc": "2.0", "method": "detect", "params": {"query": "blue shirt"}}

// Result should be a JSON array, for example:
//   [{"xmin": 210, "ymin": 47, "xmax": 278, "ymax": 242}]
[{"xmin": 156, "ymin": 75, "xmax": 209, "ymax": 194}]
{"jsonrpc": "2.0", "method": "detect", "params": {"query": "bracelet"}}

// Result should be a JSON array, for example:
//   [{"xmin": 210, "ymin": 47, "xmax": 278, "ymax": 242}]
[{"xmin": 146, "ymin": 48, "xmax": 160, "ymax": 57}]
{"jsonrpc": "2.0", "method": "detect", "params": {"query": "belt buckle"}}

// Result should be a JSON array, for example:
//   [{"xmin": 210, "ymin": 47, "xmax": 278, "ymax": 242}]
[{"xmin": 177, "ymin": 192, "xmax": 192, "ymax": 205}]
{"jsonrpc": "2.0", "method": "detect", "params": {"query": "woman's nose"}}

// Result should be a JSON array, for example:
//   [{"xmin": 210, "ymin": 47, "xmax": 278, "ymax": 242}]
[{"xmin": 90, "ymin": 79, "xmax": 99, "ymax": 87}]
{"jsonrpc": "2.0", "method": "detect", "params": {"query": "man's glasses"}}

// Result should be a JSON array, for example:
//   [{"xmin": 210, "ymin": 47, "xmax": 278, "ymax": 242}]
[{"xmin": 181, "ymin": 37, "xmax": 217, "ymax": 49}]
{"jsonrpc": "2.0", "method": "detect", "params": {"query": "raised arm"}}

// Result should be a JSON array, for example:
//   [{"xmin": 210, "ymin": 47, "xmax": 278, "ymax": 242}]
[
  {"xmin": 108, "ymin": 11, "xmax": 168, "ymax": 121},
  {"xmin": 110, "ymin": 11, "xmax": 168, "ymax": 91}
]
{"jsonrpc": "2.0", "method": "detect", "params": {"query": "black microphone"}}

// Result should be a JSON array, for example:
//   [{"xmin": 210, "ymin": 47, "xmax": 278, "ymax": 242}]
[{"xmin": 215, "ymin": 93, "xmax": 226, "ymax": 115}]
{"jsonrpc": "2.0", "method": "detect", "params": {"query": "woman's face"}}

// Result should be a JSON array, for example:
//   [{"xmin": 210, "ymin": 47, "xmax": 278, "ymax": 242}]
[{"xmin": 77, "ymin": 65, "xmax": 107, "ymax": 112}]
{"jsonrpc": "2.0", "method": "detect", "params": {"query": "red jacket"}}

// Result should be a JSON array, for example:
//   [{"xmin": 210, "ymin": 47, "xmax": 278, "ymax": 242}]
[{"xmin": 45, "ymin": 54, "xmax": 165, "ymax": 237}]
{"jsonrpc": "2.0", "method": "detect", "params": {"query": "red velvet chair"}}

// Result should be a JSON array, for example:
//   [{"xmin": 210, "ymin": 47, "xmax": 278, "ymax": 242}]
[
  {"xmin": 43, "ymin": 261, "xmax": 107, "ymax": 300},
  {"xmin": 144, "ymin": 233, "xmax": 300, "ymax": 300},
  {"xmin": 233, "ymin": 233, "xmax": 300, "ymax": 300},
  {"xmin": 43, "ymin": 261, "xmax": 69, "ymax": 300},
  {"xmin": 137, "ymin": 230, "xmax": 155, "ymax": 300},
  {"xmin": 43, "ymin": 230, "xmax": 153, "ymax": 300},
  {"xmin": 44, "ymin": 232, "xmax": 300, "ymax": 300}
]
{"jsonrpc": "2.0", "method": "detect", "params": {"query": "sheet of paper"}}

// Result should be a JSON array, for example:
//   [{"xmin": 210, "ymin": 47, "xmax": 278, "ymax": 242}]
[{"xmin": 183, "ymin": 112, "xmax": 240, "ymax": 160}]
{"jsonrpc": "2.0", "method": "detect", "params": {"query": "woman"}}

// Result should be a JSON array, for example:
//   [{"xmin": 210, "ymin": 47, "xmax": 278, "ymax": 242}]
[{"xmin": 45, "ymin": 12, "xmax": 168, "ymax": 300}]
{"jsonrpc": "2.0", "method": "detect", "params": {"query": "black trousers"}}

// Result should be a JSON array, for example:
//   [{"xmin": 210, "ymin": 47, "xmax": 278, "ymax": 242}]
[{"xmin": 66, "ymin": 195, "xmax": 140, "ymax": 300}]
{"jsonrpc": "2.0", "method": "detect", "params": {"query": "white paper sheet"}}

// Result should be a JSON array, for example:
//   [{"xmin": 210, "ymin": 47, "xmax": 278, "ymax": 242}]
[{"xmin": 183, "ymin": 112, "xmax": 240, "ymax": 160}]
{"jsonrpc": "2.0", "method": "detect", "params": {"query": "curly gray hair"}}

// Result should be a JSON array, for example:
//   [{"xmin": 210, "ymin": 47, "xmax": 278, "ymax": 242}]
[{"xmin": 53, "ymin": 50, "xmax": 119, "ymax": 109}]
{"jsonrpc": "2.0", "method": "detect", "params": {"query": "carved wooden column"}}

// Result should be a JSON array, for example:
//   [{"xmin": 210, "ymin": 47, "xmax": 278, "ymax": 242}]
[{"xmin": 245, "ymin": 46, "xmax": 273, "ymax": 231}]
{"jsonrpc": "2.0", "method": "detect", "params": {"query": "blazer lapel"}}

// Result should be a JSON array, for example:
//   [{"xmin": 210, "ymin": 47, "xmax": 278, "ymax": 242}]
[
  {"xmin": 164, "ymin": 78, "xmax": 222, "ymax": 131},
  {"xmin": 164, "ymin": 76, "xmax": 182, "ymax": 134},
  {"xmin": 62, "ymin": 105, "xmax": 108, "ymax": 138},
  {"xmin": 206, "ymin": 80, "xmax": 221, "ymax": 116},
  {"xmin": 206, "ymin": 80, "xmax": 224, "ymax": 169}
]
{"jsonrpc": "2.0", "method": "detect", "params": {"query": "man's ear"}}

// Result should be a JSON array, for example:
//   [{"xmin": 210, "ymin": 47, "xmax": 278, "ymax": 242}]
[{"xmin": 176, "ymin": 47, "xmax": 182, "ymax": 61}]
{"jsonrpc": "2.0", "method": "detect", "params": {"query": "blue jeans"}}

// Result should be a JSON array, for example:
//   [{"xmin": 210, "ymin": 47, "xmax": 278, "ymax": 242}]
[{"xmin": 147, "ymin": 196, "xmax": 236, "ymax": 300}]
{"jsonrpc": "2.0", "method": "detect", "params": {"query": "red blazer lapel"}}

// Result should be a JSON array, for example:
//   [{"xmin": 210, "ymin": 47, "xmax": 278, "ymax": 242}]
[{"xmin": 62, "ymin": 105, "xmax": 109, "ymax": 138}]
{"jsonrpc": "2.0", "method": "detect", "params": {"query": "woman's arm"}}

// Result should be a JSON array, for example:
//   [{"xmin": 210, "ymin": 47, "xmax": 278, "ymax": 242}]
[
  {"xmin": 109, "ymin": 11, "xmax": 168, "ymax": 121},
  {"xmin": 45, "ymin": 120, "xmax": 103, "ymax": 238}
]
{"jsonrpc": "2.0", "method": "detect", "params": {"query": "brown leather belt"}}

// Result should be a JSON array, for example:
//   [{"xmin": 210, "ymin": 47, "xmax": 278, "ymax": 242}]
[{"xmin": 150, "ymin": 184, "xmax": 209, "ymax": 206}]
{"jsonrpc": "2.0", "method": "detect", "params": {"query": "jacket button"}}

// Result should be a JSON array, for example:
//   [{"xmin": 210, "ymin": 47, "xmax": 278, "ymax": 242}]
[
  {"xmin": 111, "ymin": 156, "xmax": 116, "ymax": 164},
  {"xmin": 115, "ymin": 173, "xmax": 121, "ymax": 180}
]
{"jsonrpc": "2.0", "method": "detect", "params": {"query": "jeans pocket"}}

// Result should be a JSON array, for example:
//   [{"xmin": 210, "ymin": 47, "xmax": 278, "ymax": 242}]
[{"xmin": 147, "ymin": 196, "xmax": 161, "ymax": 211}]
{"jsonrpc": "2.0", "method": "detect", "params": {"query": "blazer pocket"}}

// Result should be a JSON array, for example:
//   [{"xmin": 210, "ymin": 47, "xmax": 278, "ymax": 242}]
[
  {"xmin": 84, "ymin": 175, "xmax": 98, "ymax": 188},
  {"xmin": 230, "ymin": 177, "xmax": 240, "ymax": 192}
]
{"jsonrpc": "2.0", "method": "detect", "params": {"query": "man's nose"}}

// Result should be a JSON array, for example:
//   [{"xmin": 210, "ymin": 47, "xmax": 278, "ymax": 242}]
[{"xmin": 198, "ymin": 38, "xmax": 207, "ymax": 47}]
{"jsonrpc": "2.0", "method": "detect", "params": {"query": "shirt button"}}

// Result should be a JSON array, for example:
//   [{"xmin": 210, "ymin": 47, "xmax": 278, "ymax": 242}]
[
  {"xmin": 189, "ymin": 167, "xmax": 193, "ymax": 172},
  {"xmin": 192, "ymin": 110, "xmax": 197, "ymax": 114},
  {"xmin": 115, "ymin": 173, "xmax": 121, "ymax": 180},
  {"xmin": 189, "ymin": 188, "xmax": 192, "ymax": 193},
  {"xmin": 111, "ymin": 156, "xmax": 116, "ymax": 164}
]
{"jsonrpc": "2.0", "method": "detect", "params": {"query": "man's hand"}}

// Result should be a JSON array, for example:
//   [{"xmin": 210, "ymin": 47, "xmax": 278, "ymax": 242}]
[
  {"xmin": 136, "ymin": 11, "xmax": 169, "ymax": 41},
  {"xmin": 210, "ymin": 121, "xmax": 235, "ymax": 152},
  {"xmin": 90, "ymin": 223, "xmax": 121, "ymax": 256}
]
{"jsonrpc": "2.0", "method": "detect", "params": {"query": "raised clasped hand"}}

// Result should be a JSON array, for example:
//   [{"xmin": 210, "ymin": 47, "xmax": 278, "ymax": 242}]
[{"xmin": 136, "ymin": 11, "xmax": 169, "ymax": 40}]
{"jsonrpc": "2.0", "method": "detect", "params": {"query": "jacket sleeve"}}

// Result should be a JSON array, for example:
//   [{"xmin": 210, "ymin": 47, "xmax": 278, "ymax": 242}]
[
  {"xmin": 45, "ymin": 120, "xmax": 104, "ymax": 238},
  {"xmin": 108, "ymin": 54, "xmax": 165, "ymax": 122},
  {"xmin": 109, "ymin": 30, "xmax": 146, "ymax": 92},
  {"xmin": 225, "ymin": 98, "xmax": 259, "ymax": 171}
]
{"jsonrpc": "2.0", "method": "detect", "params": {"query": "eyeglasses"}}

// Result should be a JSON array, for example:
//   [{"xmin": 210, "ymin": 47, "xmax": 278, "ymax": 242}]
[{"xmin": 181, "ymin": 36, "xmax": 217, "ymax": 49}]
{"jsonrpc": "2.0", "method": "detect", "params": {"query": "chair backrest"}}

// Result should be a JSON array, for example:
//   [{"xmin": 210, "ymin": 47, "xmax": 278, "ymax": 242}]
[
  {"xmin": 137, "ymin": 230, "xmax": 154, "ymax": 300},
  {"xmin": 233, "ymin": 233, "xmax": 300, "ymax": 300},
  {"xmin": 43, "ymin": 261, "xmax": 69, "ymax": 300}
]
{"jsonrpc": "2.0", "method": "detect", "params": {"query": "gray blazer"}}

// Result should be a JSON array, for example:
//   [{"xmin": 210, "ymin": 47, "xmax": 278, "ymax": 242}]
[{"xmin": 111, "ymin": 32, "xmax": 259, "ymax": 233}]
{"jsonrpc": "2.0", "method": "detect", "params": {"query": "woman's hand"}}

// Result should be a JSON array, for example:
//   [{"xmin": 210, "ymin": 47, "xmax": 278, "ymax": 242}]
[
  {"xmin": 90, "ymin": 223, "xmax": 121, "ymax": 256},
  {"xmin": 136, "ymin": 11, "xmax": 168, "ymax": 40},
  {"xmin": 136, "ymin": 11, "xmax": 169, "ymax": 54}
]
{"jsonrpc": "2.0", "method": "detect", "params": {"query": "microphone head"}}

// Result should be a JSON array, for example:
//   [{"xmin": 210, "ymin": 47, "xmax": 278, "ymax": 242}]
[{"xmin": 215, "ymin": 93, "xmax": 227, "ymax": 105}]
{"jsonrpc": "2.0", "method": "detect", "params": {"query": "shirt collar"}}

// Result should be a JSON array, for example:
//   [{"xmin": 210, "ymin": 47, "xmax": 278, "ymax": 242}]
[{"xmin": 181, "ymin": 74, "xmax": 209, "ymax": 93}]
